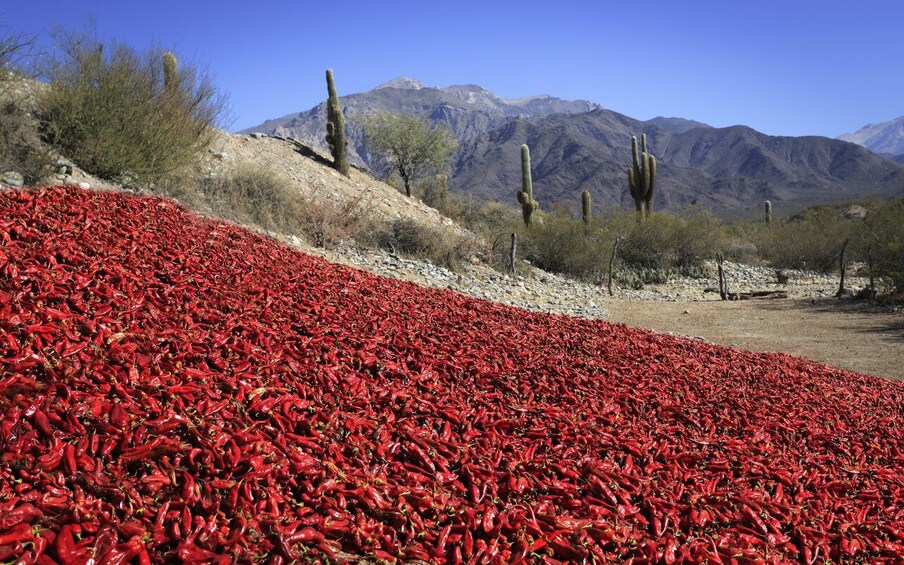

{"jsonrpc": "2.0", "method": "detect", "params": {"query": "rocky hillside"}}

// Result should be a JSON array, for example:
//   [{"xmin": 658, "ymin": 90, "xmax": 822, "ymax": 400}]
[
  {"xmin": 245, "ymin": 78, "xmax": 904, "ymax": 216},
  {"xmin": 839, "ymin": 115, "xmax": 904, "ymax": 157}
]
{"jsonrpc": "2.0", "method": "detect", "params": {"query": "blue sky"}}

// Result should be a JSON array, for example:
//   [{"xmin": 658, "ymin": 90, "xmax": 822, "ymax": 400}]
[{"xmin": 4, "ymin": 1, "xmax": 902, "ymax": 137}]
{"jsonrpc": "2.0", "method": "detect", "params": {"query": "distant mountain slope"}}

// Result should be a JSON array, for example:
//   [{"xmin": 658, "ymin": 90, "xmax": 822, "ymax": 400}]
[
  {"xmin": 452, "ymin": 109, "xmax": 904, "ymax": 212},
  {"xmin": 245, "ymin": 78, "xmax": 904, "ymax": 214},
  {"xmin": 243, "ymin": 77, "xmax": 600, "ymax": 168},
  {"xmin": 838, "ymin": 116, "xmax": 904, "ymax": 155},
  {"xmin": 644, "ymin": 116, "xmax": 710, "ymax": 133}
]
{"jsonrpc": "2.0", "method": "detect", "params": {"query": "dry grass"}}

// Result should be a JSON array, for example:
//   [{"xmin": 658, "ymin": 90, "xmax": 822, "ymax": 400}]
[{"xmin": 364, "ymin": 218, "xmax": 480, "ymax": 272}]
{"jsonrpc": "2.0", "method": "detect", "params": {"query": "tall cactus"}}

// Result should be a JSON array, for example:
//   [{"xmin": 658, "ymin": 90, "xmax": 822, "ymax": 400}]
[
  {"xmin": 162, "ymin": 51, "xmax": 178, "ymax": 92},
  {"xmin": 765, "ymin": 200, "xmax": 772, "ymax": 224},
  {"xmin": 325, "ymin": 69, "xmax": 349, "ymax": 177},
  {"xmin": 581, "ymin": 190, "xmax": 592, "ymax": 226},
  {"xmin": 627, "ymin": 133, "xmax": 656, "ymax": 218},
  {"xmin": 516, "ymin": 144, "xmax": 539, "ymax": 227}
]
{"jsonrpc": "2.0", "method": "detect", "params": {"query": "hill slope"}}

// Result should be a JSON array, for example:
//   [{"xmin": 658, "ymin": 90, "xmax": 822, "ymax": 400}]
[{"xmin": 2, "ymin": 187, "xmax": 903, "ymax": 562}]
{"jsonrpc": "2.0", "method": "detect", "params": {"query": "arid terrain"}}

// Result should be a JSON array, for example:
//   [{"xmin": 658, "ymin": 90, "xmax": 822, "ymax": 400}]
[{"xmin": 608, "ymin": 298, "xmax": 903, "ymax": 379}]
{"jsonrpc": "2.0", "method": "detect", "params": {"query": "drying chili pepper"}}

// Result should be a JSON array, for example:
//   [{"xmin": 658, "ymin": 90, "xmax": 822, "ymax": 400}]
[{"xmin": 1, "ymin": 187, "xmax": 902, "ymax": 563}]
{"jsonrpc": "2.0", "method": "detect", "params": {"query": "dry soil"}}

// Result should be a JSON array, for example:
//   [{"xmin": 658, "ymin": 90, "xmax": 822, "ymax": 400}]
[{"xmin": 607, "ymin": 298, "xmax": 904, "ymax": 380}]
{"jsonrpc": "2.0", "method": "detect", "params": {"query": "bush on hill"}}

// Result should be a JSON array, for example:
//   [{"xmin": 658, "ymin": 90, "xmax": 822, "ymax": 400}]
[{"xmin": 37, "ymin": 29, "xmax": 228, "ymax": 185}]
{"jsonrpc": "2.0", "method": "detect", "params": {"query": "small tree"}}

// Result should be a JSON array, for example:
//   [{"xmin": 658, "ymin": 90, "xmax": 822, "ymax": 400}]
[{"xmin": 360, "ymin": 111, "xmax": 457, "ymax": 197}]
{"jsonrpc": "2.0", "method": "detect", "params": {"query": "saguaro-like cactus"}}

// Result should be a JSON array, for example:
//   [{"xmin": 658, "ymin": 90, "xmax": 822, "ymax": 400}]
[
  {"xmin": 325, "ymin": 69, "xmax": 349, "ymax": 177},
  {"xmin": 162, "ymin": 51, "xmax": 178, "ymax": 92},
  {"xmin": 765, "ymin": 200, "xmax": 772, "ymax": 224},
  {"xmin": 581, "ymin": 190, "xmax": 592, "ymax": 226},
  {"xmin": 516, "ymin": 144, "xmax": 539, "ymax": 227},
  {"xmin": 627, "ymin": 134, "xmax": 656, "ymax": 217}
]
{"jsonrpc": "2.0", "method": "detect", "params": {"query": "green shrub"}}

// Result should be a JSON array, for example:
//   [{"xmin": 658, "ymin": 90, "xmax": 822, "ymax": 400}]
[
  {"xmin": 862, "ymin": 198, "xmax": 904, "ymax": 292},
  {"xmin": 38, "ymin": 30, "xmax": 228, "ymax": 185},
  {"xmin": 753, "ymin": 206, "xmax": 859, "ymax": 272},
  {"xmin": 593, "ymin": 209, "xmax": 724, "ymax": 286},
  {"xmin": 670, "ymin": 208, "xmax": 724, "ymax": 272},
  {"xmin": 519, "ymin": 207, "xmax": 605, "ymax": 279}
]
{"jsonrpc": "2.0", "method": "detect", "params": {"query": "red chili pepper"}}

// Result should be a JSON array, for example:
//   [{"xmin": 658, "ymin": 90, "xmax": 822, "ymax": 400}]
[
  {"xmin": 3, "ymin": 187, "xmax": 904, "ymax": 564},
  {"xmin": 0, "ymin": 503, "xmax": 42, "ymax": 529}
]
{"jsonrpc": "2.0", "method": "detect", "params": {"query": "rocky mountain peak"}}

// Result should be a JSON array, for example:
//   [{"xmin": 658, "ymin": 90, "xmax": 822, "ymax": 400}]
[
  {"xmin": 838, "ymin": 115, "xmax": 904, "ymax": 156},
  {"xmin": 373, "ymin": 77, "xmax": 425, "ymax": 91}
]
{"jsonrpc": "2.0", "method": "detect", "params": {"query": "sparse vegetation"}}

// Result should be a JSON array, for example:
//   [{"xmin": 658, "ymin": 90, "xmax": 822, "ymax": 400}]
[
  {"xmin": 360, "ymin": 111, "xmax": 457, "ymax": 197},
  {"xmin": 363, "ymin": 217, "xmax": 479, "ymax": 271},
  {"xmin": 749, "ymin": 205, "xmax": 861, "ymax": 272},
  {"xmin": 37, "ymin": 29, "xmax": 228, "ymax": 185},
  {"xmin": 861, "ymin": 198, "xmax": 904, "ymax": 294}
]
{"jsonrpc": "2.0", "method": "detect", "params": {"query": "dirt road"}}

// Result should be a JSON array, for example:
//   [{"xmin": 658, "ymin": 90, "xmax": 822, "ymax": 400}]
[{"xmin": 607, "ymin": 298, "xmax": 904, "ymax": 380}]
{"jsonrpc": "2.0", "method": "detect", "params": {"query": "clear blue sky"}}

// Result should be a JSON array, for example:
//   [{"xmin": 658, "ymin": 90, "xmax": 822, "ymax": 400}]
[{"xmin": 4, "ymin": 1, "xmax": 902, "ymax": 137}]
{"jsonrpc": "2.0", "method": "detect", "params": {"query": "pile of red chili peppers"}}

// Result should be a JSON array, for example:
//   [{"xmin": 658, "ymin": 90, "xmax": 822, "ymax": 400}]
[{"xmin": 1, "ymin": 186, "xmax": 902, "ymax": 563}]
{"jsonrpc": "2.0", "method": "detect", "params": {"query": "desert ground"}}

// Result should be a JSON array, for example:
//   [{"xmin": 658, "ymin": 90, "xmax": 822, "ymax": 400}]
[{"xmin": 608, "ymin": 297, "xmax": 904, "ymax": 379}]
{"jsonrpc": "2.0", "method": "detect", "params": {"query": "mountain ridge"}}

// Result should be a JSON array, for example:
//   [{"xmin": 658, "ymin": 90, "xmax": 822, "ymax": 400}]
[
  {"xmin": 244, "ymin": 78, "xmax": 904, "ymax": 215},
  {"xmin": 838, "ymin": 115, "xmax": 904, "ymax": 157}
]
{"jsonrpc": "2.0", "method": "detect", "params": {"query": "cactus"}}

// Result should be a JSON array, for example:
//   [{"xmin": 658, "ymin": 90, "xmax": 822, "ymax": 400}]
[
  {"xmin": 765, "ymin": 200, "xmax": 772, "ymax": 224},
  {"xmin": 162, "ymin": 51, "xmax": 178, "ymax": 92},
  {"xmin": 581, "ymin": 190, "xmax": 592, "ymax": 226},
  {"xmin": 627, "ymin": 134, "xmax": 656, "ymax": 218},
  {"xmin": 516, "ymin": 144, "xmax": 539, "ymax": 227},
  {"xmin": 325, "ymin": 69, "xmax": 349, "ymax": 177}
]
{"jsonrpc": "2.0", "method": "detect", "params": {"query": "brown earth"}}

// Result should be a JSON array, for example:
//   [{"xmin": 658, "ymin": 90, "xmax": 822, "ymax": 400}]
[{"xmin": 607, "ymin": 298, "xmax": 904, "ymax": 380}]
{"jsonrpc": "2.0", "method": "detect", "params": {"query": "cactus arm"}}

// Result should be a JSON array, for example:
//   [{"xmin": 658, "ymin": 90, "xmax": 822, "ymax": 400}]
[{"xmin": 644, "ymin": 155, "xmax": 656, "ymax": 214}]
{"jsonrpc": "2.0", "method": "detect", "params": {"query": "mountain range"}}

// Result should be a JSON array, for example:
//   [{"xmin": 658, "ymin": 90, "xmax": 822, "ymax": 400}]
[
  {"xmin": 244, "ymin": 78, "xmax": 904, "ymax": 215},
  {"xmin": 838, "ymin": 116, "xmax": 904, "ymax": 158}
]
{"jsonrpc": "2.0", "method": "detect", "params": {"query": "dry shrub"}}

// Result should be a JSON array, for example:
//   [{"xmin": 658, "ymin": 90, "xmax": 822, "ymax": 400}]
[
  {"xmin": 38, "ymin": 29, "xmax": 228, "ymax": 185},
  {"xmin": 862, "ymin": 198, "xmax": 904, "ymax": 292},
  {"xmin": 753, "ymin": 206, "xmax": 858, "ymax": 272},
  {"xmin": 296, "ymin": 192, "xmax": 369, "ymax": 249},
  {"xmin": 197, "ymin": 168, "xmax": 301, "ymax": 234},
  {"xmin": 365, "ymin": 218, "xmax": 479, "ymax": 272}
]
